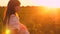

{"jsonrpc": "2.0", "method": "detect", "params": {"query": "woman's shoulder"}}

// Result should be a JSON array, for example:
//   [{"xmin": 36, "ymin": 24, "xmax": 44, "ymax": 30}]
[
  {"xmin": 10, "ymin": 14, "xmax": 16, "ymax": 17},
  {"xmin": 10, "ymin": 13, "xmax": 19, "ymax": 18}
]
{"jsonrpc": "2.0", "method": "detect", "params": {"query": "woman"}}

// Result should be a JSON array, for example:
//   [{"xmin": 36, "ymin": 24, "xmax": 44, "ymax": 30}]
[{"xmin": 3, "ymin": 0, "xmax": 30, "ymax": 34}]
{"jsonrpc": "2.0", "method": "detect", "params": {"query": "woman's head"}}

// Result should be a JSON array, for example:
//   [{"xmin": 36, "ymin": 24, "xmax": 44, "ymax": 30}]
[
  {"xmin": 6, "ymin": 0, "xmax": 20, "ymax": 16},
  {"xmin": 8, "ymin": 0, "xmax": 20, "ymax": 12},
  {"xmin": 3, "ymin": 0, "xmax": 20, "ymax": 24}
]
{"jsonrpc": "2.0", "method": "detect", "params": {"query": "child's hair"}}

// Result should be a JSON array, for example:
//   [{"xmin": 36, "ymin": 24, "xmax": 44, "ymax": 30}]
[{"xmin": 3, "ymin": 0, "xmax": 20, "ymax": 25}]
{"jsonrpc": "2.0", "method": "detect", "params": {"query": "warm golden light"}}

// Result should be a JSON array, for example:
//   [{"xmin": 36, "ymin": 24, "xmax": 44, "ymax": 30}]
[
  {"xmin": 6, "ymin": 29, "xmax": 10, "ymax": 34},
  {"xmin": 37, "ymin": 6, "xmax": 58, "ymax": 15}
]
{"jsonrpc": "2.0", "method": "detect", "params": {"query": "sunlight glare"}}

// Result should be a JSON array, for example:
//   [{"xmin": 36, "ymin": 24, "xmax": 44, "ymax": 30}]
[
  {"xmin": 0, "ymin": 0, "xmax": 60, "ymax": 8},
  {"xmin": 31, "ymin": 0, "xmax": 60, "ymax": 8}
]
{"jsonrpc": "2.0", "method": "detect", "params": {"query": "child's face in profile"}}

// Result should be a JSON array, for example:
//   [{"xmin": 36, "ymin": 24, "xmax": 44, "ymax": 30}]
[{"xmin": 15, "ymin": 6, "xmax": 20, "ymax": 12}]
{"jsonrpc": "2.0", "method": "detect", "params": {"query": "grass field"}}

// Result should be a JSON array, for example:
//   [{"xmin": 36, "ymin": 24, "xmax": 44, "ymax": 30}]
[{"xmin": 0, "ymin": 6, "xmax": 60, "ymax": 34}]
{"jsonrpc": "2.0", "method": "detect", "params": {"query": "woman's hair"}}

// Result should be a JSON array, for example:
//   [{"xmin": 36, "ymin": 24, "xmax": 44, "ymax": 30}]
[{"xmin": 3, "ymin": 0, "xmax": 20, "ymax": 25}]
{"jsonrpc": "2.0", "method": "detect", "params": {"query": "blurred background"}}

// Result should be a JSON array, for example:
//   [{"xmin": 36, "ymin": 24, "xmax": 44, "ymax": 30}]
[{"xmin": 0, "ymin": 0, "xmax": 60, "ymax": 34}]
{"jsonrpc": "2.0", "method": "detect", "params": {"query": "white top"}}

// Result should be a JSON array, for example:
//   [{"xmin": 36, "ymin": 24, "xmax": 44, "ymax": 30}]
[
  {"xmin": 8, "ymin": 14, "xmax": 20, "ymax": 30},
  {"xmin": 7, "ymin": 14, "xmax": 30, "ymax": 34}
]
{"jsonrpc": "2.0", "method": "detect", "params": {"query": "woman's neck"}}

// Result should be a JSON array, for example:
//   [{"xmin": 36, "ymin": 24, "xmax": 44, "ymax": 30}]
[{"xmin": 15, "ymin": 12, "xmax": 19, "ymax": 17}]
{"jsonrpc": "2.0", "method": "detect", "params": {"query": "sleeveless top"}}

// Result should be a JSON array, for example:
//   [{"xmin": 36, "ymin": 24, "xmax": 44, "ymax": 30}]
[
  {"xmin": 7, "ymin": 13, "xmax": 30, "ymax": 34},
  {"xmin": 8, "ymin": 13, "xmax": 20, "ymax": 30}
]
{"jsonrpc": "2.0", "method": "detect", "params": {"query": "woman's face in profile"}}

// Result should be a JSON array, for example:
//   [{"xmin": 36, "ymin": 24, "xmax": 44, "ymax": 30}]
[{"xmin": 15, "ymin": 6, "xmax": 20, "ymax": 12}]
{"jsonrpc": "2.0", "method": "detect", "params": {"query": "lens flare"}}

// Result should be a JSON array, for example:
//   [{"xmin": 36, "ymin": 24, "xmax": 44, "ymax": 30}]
[{"xmin": 6, "ymin": 29, "xmax": 10, "ymax": 34}]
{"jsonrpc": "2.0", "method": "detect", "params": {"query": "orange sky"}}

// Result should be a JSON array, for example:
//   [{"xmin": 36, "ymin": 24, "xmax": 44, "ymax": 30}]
[{"xmin": 0, "ymin": 0, "xmax": 60, "ymax": 8}]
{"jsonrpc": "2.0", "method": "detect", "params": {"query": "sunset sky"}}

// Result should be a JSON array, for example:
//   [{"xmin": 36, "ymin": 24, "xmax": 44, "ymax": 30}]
[{"xmin": 0, "ymin": 0, "xmax": 60, "ymax": 8}]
